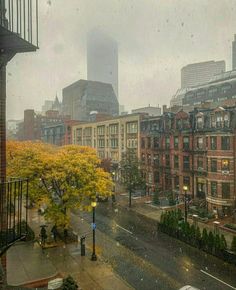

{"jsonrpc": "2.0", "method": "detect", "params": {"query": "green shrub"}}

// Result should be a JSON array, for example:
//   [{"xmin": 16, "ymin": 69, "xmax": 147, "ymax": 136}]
[
  {"xmin": 62, "ymin": 275, "xmax": 78, "ymax": 290},
  {"xmin": 231, "ymin": 236, "xmax": 236, "ymax": 253}
]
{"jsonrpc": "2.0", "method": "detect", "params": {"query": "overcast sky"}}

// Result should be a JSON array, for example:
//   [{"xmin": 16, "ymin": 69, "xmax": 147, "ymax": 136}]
[{"xmin": 6, "ymin": 0, "xmax": 236, "ymax": 120}]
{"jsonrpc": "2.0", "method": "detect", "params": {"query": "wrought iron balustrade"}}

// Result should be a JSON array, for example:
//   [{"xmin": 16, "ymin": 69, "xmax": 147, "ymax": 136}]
[
  {"xmin": 0, "ymin": 178, "xmax": 29, "ymax": 256},
  {"xmin": 0, "ymin": 0, "xmax": 38, "ymax": 49}
]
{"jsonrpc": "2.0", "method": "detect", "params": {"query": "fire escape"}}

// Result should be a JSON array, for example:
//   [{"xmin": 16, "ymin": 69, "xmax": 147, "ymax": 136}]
[{"xmin": 0, "ymin": 0, "xmax": 38, "ymax": 257}]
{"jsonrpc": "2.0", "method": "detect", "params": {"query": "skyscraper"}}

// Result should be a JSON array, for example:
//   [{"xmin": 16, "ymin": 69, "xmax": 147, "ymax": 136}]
[
  {"xmin": 181, "ymin": 60, "xmax": 225, "ymax": 88},
  {"xmin": 233, "ymin": 35, "xmax": 236, "ymax": 70},
  {"xmin": 87, "ymin": 30, "xmax": 119, "ymax": 98}
]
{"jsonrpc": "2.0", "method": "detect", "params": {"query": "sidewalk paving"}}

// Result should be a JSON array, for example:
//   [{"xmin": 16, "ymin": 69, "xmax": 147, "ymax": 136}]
[{"xmin": 6, "ymin": 208, "xmax": 133, "ymax": 290}]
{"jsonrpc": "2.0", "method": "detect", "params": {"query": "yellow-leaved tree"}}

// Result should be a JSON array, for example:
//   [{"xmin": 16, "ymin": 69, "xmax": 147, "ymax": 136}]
[{"xmin": 7, "ymin": 141, "xmax": 113, "ymax": 228}]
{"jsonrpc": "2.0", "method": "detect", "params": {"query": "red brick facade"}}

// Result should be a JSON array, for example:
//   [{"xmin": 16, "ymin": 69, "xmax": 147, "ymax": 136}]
[{"xmin": 140, "ymin": 107, "xmax": 236, "ymax": 215}]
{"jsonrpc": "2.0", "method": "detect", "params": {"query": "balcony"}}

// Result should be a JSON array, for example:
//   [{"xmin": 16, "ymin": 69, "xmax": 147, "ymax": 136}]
[
  {"xmin": 206, "ymin": 195, "xmax": 235, "ymax": 207},
  {"xmin": 0, "ymin": 178, "xmax": 29, "ymax": 256},
  {"xmin": 0, "ymin": 0, "xmax": 38, "ymax": 57}
]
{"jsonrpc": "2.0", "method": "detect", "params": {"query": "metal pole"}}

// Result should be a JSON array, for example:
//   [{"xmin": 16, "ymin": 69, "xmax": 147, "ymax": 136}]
[
  {"xmin": 0, "ymin": 65, "xmax": 6, "ymax": 180},
  {"xmin": 129, "ymin": 189, "xmax": 131, "ymax": 208},
  {"xmin": 184, "ymin": 190, "xmax": 187, "ymax": 222},
  {"xmin": 91, "ymin": 206, "xmax": 97, "ymax": 261}
]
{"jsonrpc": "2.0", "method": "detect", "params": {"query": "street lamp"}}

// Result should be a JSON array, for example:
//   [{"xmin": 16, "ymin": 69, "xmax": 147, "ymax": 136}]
[
  {"xmin": 183, "ymin": 185, "xmax": 188, "ymax": 222},
  {"xmin": 91, "ymin": 200, "xmax": 97, "ymax": 261}
]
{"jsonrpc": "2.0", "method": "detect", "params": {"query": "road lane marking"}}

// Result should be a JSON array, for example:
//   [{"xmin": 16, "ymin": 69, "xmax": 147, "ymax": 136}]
[
  {"xmin": 116, "ymin": 224, "xmax": 133, "ymax": 235},
  {"xmin": 200, "ymin": 269, "xmax": 236, "ymax": 289}
]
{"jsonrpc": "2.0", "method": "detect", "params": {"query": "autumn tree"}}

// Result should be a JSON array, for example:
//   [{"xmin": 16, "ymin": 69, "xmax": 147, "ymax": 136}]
[{"xmin": 7, "ymin": 141, "xmax": 113, "ymax": 228}]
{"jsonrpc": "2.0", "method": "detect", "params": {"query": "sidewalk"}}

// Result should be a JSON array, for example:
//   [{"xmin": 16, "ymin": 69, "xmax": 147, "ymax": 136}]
[
  {"xmin": 116, "ymin": 193, "xmax": 235, "ymax": 246},
  {"xmin": 7, "ymin": 208, "xmax": 133, "ymax": 290}
]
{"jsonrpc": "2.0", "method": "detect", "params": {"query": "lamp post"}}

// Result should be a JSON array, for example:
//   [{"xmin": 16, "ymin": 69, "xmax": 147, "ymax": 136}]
[
  {"xmin": 183, "ymin": 185, "xmax": 188, "ymax": 222},
  {"xmin": 91, "ymin": 200, "xmax": 97, "ymax": 261}
]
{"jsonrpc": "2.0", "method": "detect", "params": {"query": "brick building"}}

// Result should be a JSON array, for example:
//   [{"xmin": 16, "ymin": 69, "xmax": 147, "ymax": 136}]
[
  {"xmin": 140, "ymin": 106, "xmax": 236, "ymax": 215},
  {"xmin": 17, "ymin": 109, "xmax": 71, "ymax": 141},
  {"xmin": 72, "ymin": 113, "xmax": 146, "ymax": 163}
]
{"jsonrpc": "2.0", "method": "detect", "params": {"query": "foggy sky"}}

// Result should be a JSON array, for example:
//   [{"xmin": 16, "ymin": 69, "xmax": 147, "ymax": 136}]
[{"xmin": 6, "ymin": 0, "xmax": 236, "ymax": 120}]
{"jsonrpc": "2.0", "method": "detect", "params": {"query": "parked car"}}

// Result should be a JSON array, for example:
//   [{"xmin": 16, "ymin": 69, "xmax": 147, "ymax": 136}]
[{"xmin": 178, "ymin": 286, "xmax": 200, "ymax": 290}]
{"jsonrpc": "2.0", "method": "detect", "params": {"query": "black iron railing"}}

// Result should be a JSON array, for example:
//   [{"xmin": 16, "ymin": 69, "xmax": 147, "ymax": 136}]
[
  {"xmin": 0, "ymin": 178, "xmax": 29, "ymax": 255},
  {"xmin": 0, "ymin": 0, "xmax": 38, "ymax": 47}
]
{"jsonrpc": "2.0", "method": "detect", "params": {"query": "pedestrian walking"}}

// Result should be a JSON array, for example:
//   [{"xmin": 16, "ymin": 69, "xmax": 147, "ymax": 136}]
[
  {"xmin": 51, "ymin": 225, "xmax": 58, "ymax": 242},
  {"xmin": 40, "ymin": 225, "xmax": 47, "ymax": 247}
]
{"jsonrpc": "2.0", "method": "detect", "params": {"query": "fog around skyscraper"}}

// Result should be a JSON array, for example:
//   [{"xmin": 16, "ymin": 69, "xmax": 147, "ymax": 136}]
[
  {"xmin": 87, "ymin": 29, "xmax": 119, "ymax": 99},
  {"xmin": 6, "ymin": 0, "xmax": 236, "ymax": 120}
]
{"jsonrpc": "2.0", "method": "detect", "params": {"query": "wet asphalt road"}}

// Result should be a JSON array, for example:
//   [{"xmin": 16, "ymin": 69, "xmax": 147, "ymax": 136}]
[{"xmin": 71, "ymin": 202, "xmax": 236, "ymax": 290}]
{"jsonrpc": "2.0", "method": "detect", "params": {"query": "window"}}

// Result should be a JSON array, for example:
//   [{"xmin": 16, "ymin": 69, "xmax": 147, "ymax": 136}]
[
  {"xmin": 210, "ymin": 136, "xmax": 217, "ymax": 150},
  {"xmin": 109, "ymin": 124, "xmax": 118, "ymax": 134},
  {"xmin": 222, "ymin": 183, "xmax": 230, "ymax": 199},
  {"xmin": 183, "ymin": 176, "xmax": 190, "ymax": 188},
  {"xmin": 147, "ymin": 154, "xmax": 152, "ymax": 165},
  {"xmin": 98, "ymin": 138, "xmax": 105, "ymax": 148},
  {"xmin": 147, "ymin": 137, "xmax": 151, "ymax": 149},
  {"xmin": 197, "ymin": 137, "xmax": 203, "ymax": 149},
  {"xmin": 197, "ymin": 116, "xmax": 203, "ymax": 129},
  {"xmin": 165, "ymin": 154, "xmax": 170, "ymax": 167},
  {"xmin": 197, "ymin": 157, "xmax": 203, "ymax": 169},
  {"xmin": 174, "ymin": 176, "xmax": 179, "ymax": 189},
  {"xmin": 127, "ymin": 138, "xmax": 138, "ymax": 148},
  {"xmin": 211, "ymin": 182, "xmax": 217, "ymax": 197},
  {"xmin": 154, "ymin": 154, "xmax": 159, "ymax": 166},
  {"xmin": 183, "ymin": 136, "xmax": 189, "ymax": 149},
  {"xmin": 141, "ymin": 154, "xmax": 145, "ymax": 163},
  {"xmin": 174, "ymin": 155, "xmax": 179, "ymax": 169},
  {"xmin": 211, "ymin": 159, "xmax": 217, "ymax": 172},
  {"xmin": 174, "ymin": 137, "xmax": 179, "ymax": 149},
  {"xmin": 98, "ymin": 151, "xmax": 105, "ymax": 159},
  {"xmin": 183, "ymin": 156, "xmax": 190, "ymax": 170},
  {"xmin": 224, "ymin": 114, "xmax": 229, "ymax": 127},
  {"xmin": 110, "ymin": 138, "xmax": 118, "ymax": 148},
  {"xmin": 165, "ymin": 137, "xmax": 170, "ymax": 149},
  {"xmin": 153, "ymin": 137, "xmax": 160, "ymax": 149},
  {"xmin": 127, "ymin": 122, "xmax": 138, "ymax": 133},
  {"xmin": 154, "ymin": 171, "xmax": 160, "ymax": 183},
  {"xmin": 141, "ymin": 138, "xmax": 145, "ymax": 149},
  {"xmin": 176, "ymin": 119, "xmax": 182, "ymax": 129},
  {"xmin": 221, "ymin": 159, "xmax": 230, "ymax": 171},
  {"xmin": 84, "ymin": 127, "xmax": 92, "ymax": 136},
  {"xmin": 221, "ymin": 136, "xmax": 230, "ymax": 150},
  {"xmin": 211, "ymin": 115, "xmax": 216, "ymax": 128},
  {"xmin": 97, "ymin": 126, "xmax": 105, "ymax": 135}
]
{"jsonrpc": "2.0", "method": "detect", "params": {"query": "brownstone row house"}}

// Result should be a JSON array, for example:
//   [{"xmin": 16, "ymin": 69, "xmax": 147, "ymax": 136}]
[{"xmin": 140, "ymin": 106, "xmax": 236, "ymax": 215}]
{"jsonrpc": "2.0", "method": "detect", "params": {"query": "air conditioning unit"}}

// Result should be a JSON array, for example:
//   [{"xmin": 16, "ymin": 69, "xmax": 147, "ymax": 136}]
[{"xmin": 222, "ymin": 170, "xmax": 229, "ymax": 175}]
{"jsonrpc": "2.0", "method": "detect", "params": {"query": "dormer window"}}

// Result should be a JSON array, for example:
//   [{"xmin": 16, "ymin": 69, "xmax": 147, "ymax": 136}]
[
  {"xmin": 224, "ymin": 114, "xmax": 229, "ymax": 127},
  {"xmin": 211, "ymin": 115, "xmax": 216, "ymax": 127},
  {"xmin": 216, "ymin": 114, "xmax": 223, "ymax": 127},
  {"xmin": 197, "ymin": 116, "xmax": 203, "ymax": 129}
]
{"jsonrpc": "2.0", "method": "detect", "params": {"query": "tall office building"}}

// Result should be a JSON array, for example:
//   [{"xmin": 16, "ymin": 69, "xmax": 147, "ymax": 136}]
[
  {"xmin": 181, "ymin": 60, "xmax": 225, "ymax": 88},
  {"xmin": 87, "ymin": 30, "xmax": 119, "ymax": 98},
  {"xmin": 233, "ymin": 35, "xmax": 236, "ymax": 70},
  {"xmin": 62, "ymin": 79, "xmax": 119, "ymax": 121}
]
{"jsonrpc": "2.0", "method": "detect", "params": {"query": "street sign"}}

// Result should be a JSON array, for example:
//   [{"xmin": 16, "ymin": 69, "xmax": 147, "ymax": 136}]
[{"xmin": 91, "ymin": 223, "xmax": 96, "ymax": 230}]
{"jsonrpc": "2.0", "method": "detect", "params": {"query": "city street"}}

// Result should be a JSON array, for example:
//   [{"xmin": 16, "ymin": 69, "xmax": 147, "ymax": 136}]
[{"xmin": 71, "ymin": 202, "xmax": 236, "ymax": 290}]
